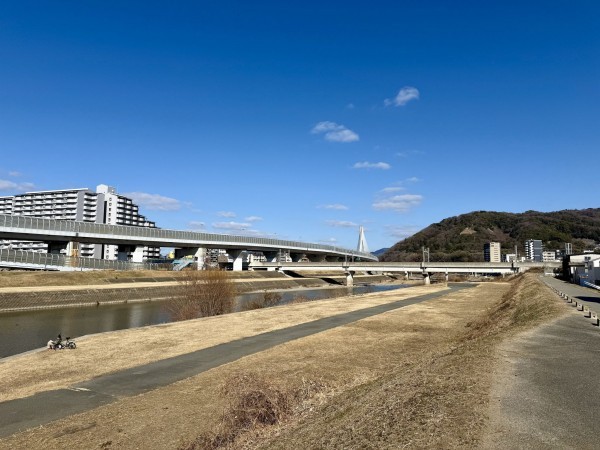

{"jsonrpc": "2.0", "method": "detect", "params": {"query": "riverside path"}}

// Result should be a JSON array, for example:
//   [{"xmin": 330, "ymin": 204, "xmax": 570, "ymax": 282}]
[{"xmin": 484, "ymin": 276, "xmax": 600, "ymax": 448}]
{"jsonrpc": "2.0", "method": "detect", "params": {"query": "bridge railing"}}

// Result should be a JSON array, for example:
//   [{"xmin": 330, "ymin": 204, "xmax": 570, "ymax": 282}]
[
  {"xmin": 0, "ymin": 248, "xmax": 161, "ymax": 271},
  {"xmin": 0, "ymin": 214, "xmax": 376, "ymax": 260}
]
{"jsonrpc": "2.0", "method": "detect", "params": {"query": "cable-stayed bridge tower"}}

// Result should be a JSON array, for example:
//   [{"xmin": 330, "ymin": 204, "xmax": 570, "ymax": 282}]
[{"xmin": 357, "ymin": 225, "xmax": 369, "ymax": 253}]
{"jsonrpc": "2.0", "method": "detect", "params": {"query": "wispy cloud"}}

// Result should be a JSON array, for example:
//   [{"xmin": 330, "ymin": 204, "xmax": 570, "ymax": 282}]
[
  {"xmin": 396, "ymin": 149, "xmax": 425, "ymax": 158},
  {"xmin": 0, "ymin": 179, "xmax": 35, "ymax": 193},
  {"xmin": 245, "ymin": 216, "xmax": 263, "ymax": 223},
  {"xmin": 317, "ymin": 204, "xmax": 349, "ymax": 211},
  {"xmin": 8, "ymin": 171, "xmax": 21, "ymax": 177},
  {"xmin": 212, "ymin": 221, "xmax": 251, "ymax": 231},
  {"xmin": 188, "ymin": 221, "xmax": 206, "ymax": 230},
  {"xmin": 373, "ymin": 194, "xmax": 423, "ymax": 213},
  {"xmin": 123, "ymin": 192, "xmax": 181, "ymax": 211},
  {"xmin": 311, "ymin": 121, "xmax": 359, "ymax": 143},
  {"xmin": 384, "ymin": 86, "xmax": 420, "ymax": 107},
  {"xmin": 379, "ymin": 187, "xmax": 405, "ymax": 194},
  {"xmin": 346, "ymin": 103, "xmax": 355, "ymax": 109},
  {"xmin": 353, "ymin": 161, "xmax": 391, "ymax": 170},
  {"xmin": 385, "ymin": 225, "xmax": 421, "ymax": 240},
  {"xmin": 326, "ymin": 220, "xmax": 358, "ymax": 228},
  {"xmin": 217, "ymin": 211, "xmax": 236, "ymax": 218}
]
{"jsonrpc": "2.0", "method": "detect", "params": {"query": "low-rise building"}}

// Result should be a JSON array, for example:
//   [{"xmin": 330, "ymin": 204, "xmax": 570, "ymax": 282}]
[{"xmin": 484, "ymin": 242, "xmax": 501, "ymax": 262}]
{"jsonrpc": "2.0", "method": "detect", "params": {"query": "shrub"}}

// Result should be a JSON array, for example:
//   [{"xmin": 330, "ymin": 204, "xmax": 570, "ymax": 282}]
[
  {"xmin": 168, "ymin": 269, "xmax": 236, "ymax": 321},
  {"xmin": 243, "ymin": 291, "xmax": 283, "ymax": 310}
]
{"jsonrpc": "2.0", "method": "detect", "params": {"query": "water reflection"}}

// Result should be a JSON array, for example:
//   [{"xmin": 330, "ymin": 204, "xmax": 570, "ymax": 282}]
[{"xmin": 0, "ymin": 284, "xmax": 404, "ymax": 359}]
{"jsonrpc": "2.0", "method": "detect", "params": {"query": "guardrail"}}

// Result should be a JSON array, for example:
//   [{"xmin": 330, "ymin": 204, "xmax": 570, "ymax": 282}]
[
  {"xmin": 0, "ymin": 249, "xmax": 161, "ymax": 271},
  {"xmin": 0, "ymin": 214, "xmax": 376, "ymax": 260}
]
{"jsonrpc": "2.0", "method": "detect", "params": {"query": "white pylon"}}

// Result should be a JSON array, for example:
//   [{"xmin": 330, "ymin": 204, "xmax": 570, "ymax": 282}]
[{"xmin": 357, "ymin": 225, "xmax": 369, "ymax": 253}]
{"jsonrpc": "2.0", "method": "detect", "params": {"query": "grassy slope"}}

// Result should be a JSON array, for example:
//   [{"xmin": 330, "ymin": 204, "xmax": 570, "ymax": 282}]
[{"xmin": 251, "ymin": 273, "xmax": 566, "ymax": 449}]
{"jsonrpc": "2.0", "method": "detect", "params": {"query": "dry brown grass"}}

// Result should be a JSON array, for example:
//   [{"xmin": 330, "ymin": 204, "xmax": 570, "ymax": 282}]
[
  {"xmin": 0, "ymin": 284, "xmax": 447, "ymax": 403},
  {"xmin": 0, "ymin": 282, "xmax": 508, "ymax": 450},
  {"xmin": 169, "ymin": 274, "xmax": 565, "ymax": 450},
  {"xmin": 168, "ymin": 269, "xmax": 237, "ymax": 320}
]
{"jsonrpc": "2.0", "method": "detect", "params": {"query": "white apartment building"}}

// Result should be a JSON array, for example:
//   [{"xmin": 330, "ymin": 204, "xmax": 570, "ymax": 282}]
[
  {"xmin": 484, "ymin": 242, "xmax": 501, "ymax": 262},
  {"xmin": 0, "ymin": 184, "xmax": 159, "ymax": 260}
]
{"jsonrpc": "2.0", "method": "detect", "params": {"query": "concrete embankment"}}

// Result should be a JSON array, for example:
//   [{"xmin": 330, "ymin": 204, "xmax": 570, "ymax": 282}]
[{"xmin": 0, "ymin": 271, "xmax": 393, "ymax": 312}]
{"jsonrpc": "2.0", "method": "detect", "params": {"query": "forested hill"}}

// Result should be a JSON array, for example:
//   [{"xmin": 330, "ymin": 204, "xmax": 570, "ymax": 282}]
[{"xmin": 380, "ymin": 209, "xmax": 600, "ymax": 262}]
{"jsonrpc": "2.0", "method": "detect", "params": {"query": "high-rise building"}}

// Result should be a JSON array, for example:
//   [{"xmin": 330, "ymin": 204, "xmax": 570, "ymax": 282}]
[
  {"xmin": 484, "ymin": 242, "xmax": 501, "ymax": 262},
  {"xmin": 0, "ymin": 184, "xmax": 159, "ymax": 260},
  {"xmin": 525, "ymin": 239, "xmax": 543, "ymax": 262}
]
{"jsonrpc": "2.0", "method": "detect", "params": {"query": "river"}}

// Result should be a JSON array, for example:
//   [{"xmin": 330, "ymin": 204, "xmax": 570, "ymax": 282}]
[{"xmin": 0, "ymin": 284, "xmax": 406, "ymax": 359}]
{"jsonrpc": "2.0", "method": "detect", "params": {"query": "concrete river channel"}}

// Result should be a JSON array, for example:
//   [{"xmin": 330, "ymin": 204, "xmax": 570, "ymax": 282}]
[{"xmin": 0, "ymin": 284, "xmax": 406, "ymax": 359}]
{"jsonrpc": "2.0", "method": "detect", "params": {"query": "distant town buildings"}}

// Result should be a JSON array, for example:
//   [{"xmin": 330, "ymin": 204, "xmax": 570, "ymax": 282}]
[
  {"xmin": 0, "ymin": 184, "xmax": 159, "ymax": 260},
  {"xmin": 484, "ymin": 242, "xmax": 501, "ymax": 262},
  {"xmin": 525, "ymin": 239, "xmax": 543, "ymax": 262}
]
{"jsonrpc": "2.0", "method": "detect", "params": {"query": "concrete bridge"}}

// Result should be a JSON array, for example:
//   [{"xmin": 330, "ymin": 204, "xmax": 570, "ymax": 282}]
[
  {"xmin": 0, "ymin": 214, "xmax": 376, "ymax": 270},
  {"xmin": 249, "ymin": 260, "xmax": 558, "ymax": 285}
]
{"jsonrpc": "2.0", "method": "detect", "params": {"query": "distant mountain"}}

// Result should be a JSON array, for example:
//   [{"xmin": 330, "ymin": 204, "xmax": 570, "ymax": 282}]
[
  {"xmin": 371, "ymin": 248, "xmax": 389, "ymax": 257},
  {"xmin": 380, "ymin": 209, "xmax": 600, "ymax": 262}
]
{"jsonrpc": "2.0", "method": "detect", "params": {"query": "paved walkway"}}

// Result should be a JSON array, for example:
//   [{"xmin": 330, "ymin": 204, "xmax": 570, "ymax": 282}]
[
  {"xmin": 485, "ymin": 276, "xmax": 600, "ymax": 448},
  {"xmin": 0, "ymin": 283, "xmax": 474, "ymax": 438}
]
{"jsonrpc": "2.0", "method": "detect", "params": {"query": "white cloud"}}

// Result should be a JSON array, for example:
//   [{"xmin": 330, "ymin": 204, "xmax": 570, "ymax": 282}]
[
  {"xmin": 318, "ymin": 204, "xmax": 349, "ymax": 210},
  {"xmin": 380, "ymin": 187, "xmax": 405, "ymax": 194},
  {"xmin": 384, "ymin": 86, "xmax": 420, "ymax": 107},
  {"xmin": 212, "ymin": 221, "xmax": 251, "ymax": 231},
  {"xmin": 217, "ymin": 211, "xmax": 236, "ymax": 218},
  {"xmin": 123, "ymin": 192, "xmax": 181, "ymax": 211},
  {"xmin": 245, "ymin": 216, "xmax": 263, "ymax": 222},
  {"xmin": 188, "ymin": 221, "xmax": 206, "ymax": 230},
  {"xmin": 385, "ymin": 225, "xmax": 421, "ymax": 240},
  {"xmin": 311, "ymin": 121, "xmax": 359, "ymax": 143},
  {"xmin": 0, "ymin": 180, "xmax": 35, "ymax": 193},
  {"xmin": 8, "ymin": 171, "xmax": 21, "ymax": 177},
  {"xmin": 405, "ymin": 176, "xmax": 420, "ymax": 183},
  {"xmin": 326, "ymin": 220, "xmax": 358, "ymax": 228},
  {"xmin": 353, "ymin": 161, "xmax": 391, "ymax": 170},
  {"xmin": 373, "ymin": 194, "xmax": 423, "ymax": 213}
]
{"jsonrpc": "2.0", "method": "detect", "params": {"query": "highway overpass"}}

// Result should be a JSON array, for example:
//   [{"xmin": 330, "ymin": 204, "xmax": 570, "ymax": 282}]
[{"xmin": 0, "ymin": 214, "xmax": 377, "ymax": 270}]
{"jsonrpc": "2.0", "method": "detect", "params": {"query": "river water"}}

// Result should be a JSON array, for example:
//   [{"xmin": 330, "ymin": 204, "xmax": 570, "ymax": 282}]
[{"xmin": 0, "ymin": 284, "xmax": 406, "ymax": 359}]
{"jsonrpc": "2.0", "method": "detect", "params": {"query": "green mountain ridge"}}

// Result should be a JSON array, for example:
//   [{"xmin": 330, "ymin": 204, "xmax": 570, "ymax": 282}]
[{"xmin": 380, "ymin": 208, "xmax": 600, "ymax": 262}]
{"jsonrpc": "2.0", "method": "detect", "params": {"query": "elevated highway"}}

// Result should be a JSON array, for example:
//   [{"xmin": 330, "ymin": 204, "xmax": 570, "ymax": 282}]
[{"xmin": 0, "ymin": 214, "xmax": 377, "ymax": 270}]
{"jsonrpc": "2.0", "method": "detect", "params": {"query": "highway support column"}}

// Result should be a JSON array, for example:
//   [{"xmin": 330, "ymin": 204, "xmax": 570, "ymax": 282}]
[{"xmin": 228, "ymin": 249, "xmax": 244, "ymax": 271}]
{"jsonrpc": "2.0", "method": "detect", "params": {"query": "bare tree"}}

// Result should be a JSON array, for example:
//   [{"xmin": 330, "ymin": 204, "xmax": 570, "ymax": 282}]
[{"xmin": 168, "ymin": 269, "xmax": 236, "ymax": 321}]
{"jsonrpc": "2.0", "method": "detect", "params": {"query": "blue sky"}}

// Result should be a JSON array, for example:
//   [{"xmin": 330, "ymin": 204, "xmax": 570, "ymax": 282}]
[{"xmin": 0, "ymin": 1, "xmax": 598, "ymax": 252}]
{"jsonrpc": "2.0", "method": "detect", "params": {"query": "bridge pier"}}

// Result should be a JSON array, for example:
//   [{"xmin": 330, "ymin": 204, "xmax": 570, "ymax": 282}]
[
  {"xmin": 175, "ymin": 247, "xmax": 206, "ymax": 269},
  {"xmin": 423, "ymin": 272, "xmax": 431, "ymax": 285},
  {"xmin": 228, "ymin": 249, "xmax": 244, "ymax": 271},
  {"xmin": 262, "ymin": 251, "xmax": 279, "ymax": 263},
  {"xmin": 131, "ymin": 245, "xmax": 145, "ymax": 263},
  {"xmin": 345, "ymin": 271, "xmax": 354, "ymax": 286},
  {"xmin": 290, "ymin": 252, "xmax": 307, "ymax": 262},
  {"xmin": 307, "ymin": 254, "xmax": 327, "ymax": 262}
]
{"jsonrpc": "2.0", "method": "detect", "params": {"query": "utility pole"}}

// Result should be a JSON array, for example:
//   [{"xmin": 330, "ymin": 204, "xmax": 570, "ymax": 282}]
[{"xmin": 422, "ymin": 246, "xmax": 430, "ymax": 263}]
